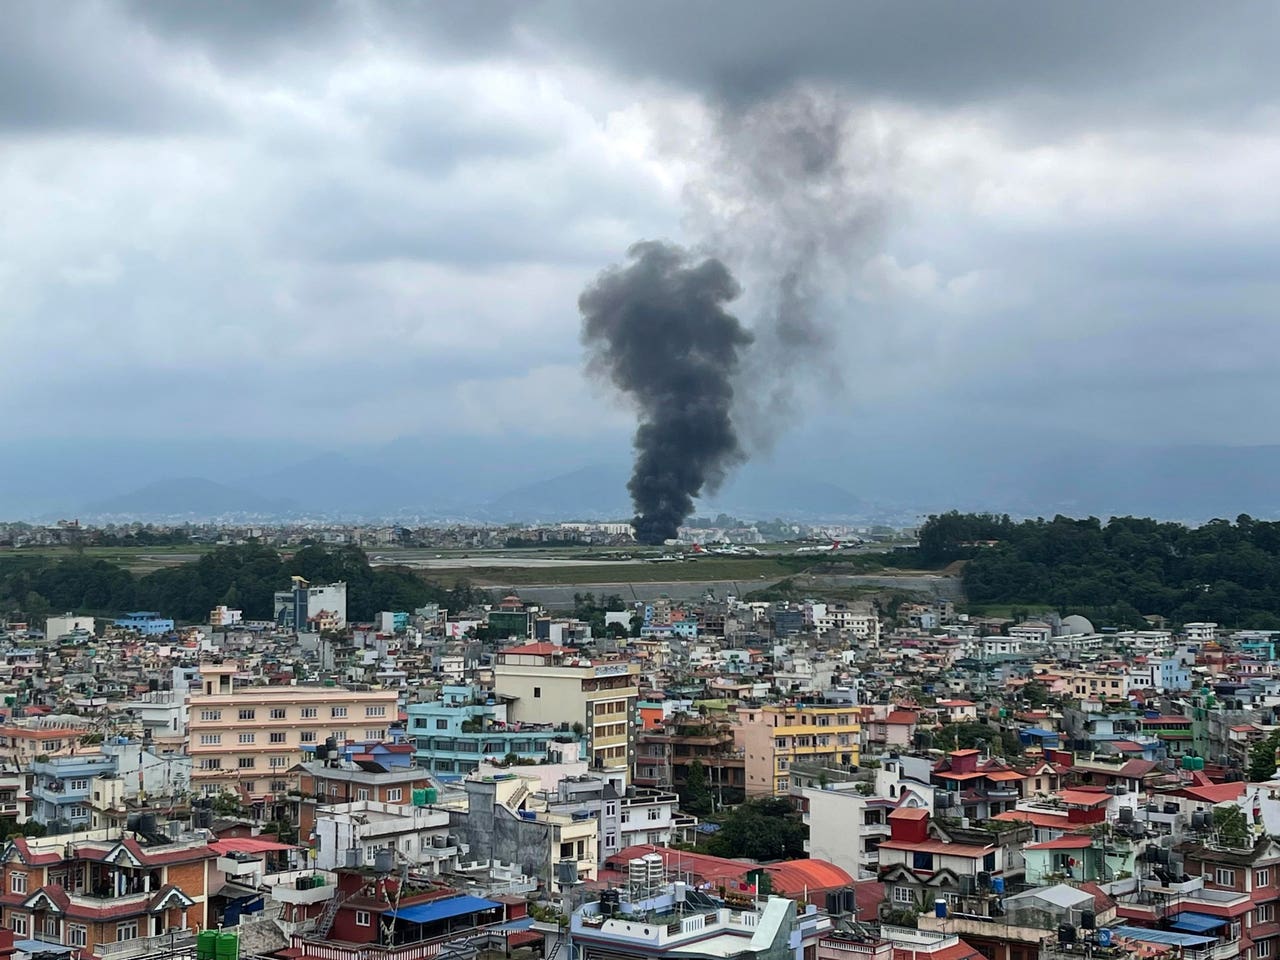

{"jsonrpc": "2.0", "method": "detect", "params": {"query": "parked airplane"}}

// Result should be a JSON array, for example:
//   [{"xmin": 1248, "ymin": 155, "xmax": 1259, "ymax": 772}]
[{"xmin": 692, "ymin": 542, "xmax": 762, "ymax": 556}]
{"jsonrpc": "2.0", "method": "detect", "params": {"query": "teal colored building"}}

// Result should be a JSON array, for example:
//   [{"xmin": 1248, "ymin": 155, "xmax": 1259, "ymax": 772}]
[{"xmin": 406, "ymin": 684, "xmax": 580, "ymax": 778}]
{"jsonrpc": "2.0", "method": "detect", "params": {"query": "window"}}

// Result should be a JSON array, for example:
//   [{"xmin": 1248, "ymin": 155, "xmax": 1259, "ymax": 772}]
[
  {"xmin": 1259, "ymin": 941, "xmax": 1273, "ymax": 959},
  {"xmin": 270, "ymin": 756, "xmax": 287, "ymax": 768},
  {"xmin": 239, "ymin": 757, "xmax": 255, "ymax": 769},
  {"xmin": 301, "ymin": 707, "xmax": 318, "ymax": 719},
  {"xmin": 436, "ymin": 719, "xmax": 448, "ymax": 730},
  {"xmin": 893, "ymin": 886, "xmax": 915, "ymax": 904},
  {"xmin": 387, "ymin": 788, "xmax": 402, "ymax": 802},
  {"xmin": 300, "ymin": 731, "xmax": 317, "ymax": 743},
  {"xmin": 11, "ymin": 872, "xmax": 26, "ymax": 894},
  {"xmin": 647, "ymin": 808, "xmax": 661, "ymax": 820},
  {"xmin": 271, "ymin": 780, "xmax": 289, "ymax": 792},
  {"xmin": 238, "ymin": 709, "xmax": 255, "ymax": 721},
  {"xmin": 199, "ymin": 734, "xmax": 221, "ymax": 746},
  {"xmin": 200, "ymin": 710, "xmax": 221, "ymax": 721},
  {"xmin": 199, "ymin": 758, "xmax": 222, "ymax": 770},
  {"xmin": 239, "ymin": 733, "xmax": 255, "ymax": 744},
  {"xmin": 912, "ymin": 852, "xmax": 934, "ymax": 871},
  {"xmin": 43, "ymin": 916, "xmax": 59, "ymax": 937},
  {"xmin": 1217, "ymin": 868, "xmax": 1237, "ymax": 887},
  {"xmin": 269, "ymin": 732, "xmax": 287, "ymax": 744},
  {"xmin": 365, "ymin": 729, "xmax": 385, "ymax": 741},
  {"xmin": 983, "ymin": 852, "xmax": 997, "ymax": 872},
  {"xmin": 533, "ymin": 687, "xmax": 541, "ymax": 699},
  {"xmin": 355, "ymin": 911, "xmax": 371, "ymax": 927},
  {"xmin": 605, "ymin": 833, "xmax": 616, "ymax": 848},
  {"xmin": 1259, "ymin": 904, "xmax": 1275, "ymax": 924},
  {"xmin": 69, "ymin": 778, "xmax": 89, "ymax": 791},
  {"xmin": 366, "ymin": 705, "xmax": 386, "ymax": 718},
  {"xmin": 117, "ymin": 921, "xmax": 138, "ymax": 941},
  {"xmin": 270, "ymin": 708, "xmax": 287, "ymax": 720},
  {"xmin": 68, "ymin": 925, "xmax": 87, "ymax": 948},
  {"xmin": 241, "ymin": 782, "xmax": 255, "ymax": 793},
  {"xmin": 11, "ymin": 915, "xmax": 27, "ymax": 937},
  {"xmin": 331, "ymin": 707, "xmax": 348, "ymax": 718},
  {"xmin": 1260, "ymin": 869, "xmax": 1271, "ymax": 888},
  {"xmin": 357, "ymin": 789, "xmax": 370, "ymax": 801}
]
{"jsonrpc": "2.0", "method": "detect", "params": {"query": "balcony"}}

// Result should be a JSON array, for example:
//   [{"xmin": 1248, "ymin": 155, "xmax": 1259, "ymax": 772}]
[
  {"xmin": 69, "ymin": 890, "xmax": 153, "ymax": 914},
  {"xmin": 1186, "ymin": 940, "xmax": 1241, "ymax": 960},
  {"xmin": 97, "ymin": 929, "xmax": 196, "ymax": 960},
  {"xmin": 262, "ymin": 870, "xmax": 340, "ymax": 906}
]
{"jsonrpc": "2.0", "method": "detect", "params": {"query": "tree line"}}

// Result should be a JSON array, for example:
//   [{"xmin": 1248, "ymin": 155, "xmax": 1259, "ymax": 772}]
[
  {"xmin": 917, "ymin": 511, "xmax": 1280, "ymax": 628},
  {"xmin": 0, "ymin": 543, "xmax": 486, "ymax": 626}
]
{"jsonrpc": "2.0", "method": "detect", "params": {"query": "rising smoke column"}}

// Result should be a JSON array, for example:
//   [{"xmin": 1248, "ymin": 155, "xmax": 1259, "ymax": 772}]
[
  {"xmin": 685, "ymin": 88, "xmax": 891, "ymax": 445},
  {"xmin": 580, "ymin": 241, "xmax": 752, "ymax": 545}
]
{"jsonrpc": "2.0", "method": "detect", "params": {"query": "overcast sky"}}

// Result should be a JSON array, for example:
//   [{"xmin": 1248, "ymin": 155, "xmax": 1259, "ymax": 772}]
[{"xmin": 5, "ymin": 1, "xmax": 1280, "ymax": 465}]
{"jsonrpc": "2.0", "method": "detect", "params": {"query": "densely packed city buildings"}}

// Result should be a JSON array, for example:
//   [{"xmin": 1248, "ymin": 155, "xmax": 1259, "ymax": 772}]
[{"xmin": 3, "ymin": 548, "xmax": 1280, "ymax": 960}]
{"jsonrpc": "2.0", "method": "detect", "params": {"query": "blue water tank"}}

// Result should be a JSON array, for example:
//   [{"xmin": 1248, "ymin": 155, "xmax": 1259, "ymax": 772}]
[
  {"xmin": 992, "ymin": 877, "xmax": 1005, "ymax": 894},
  {"xmin": 1098, "ymin": 930, "xmax": 1113, "ymax": 947},
  {"xmin": 934, "ymin": 899, "xmax": 947, "ymax": 919}
]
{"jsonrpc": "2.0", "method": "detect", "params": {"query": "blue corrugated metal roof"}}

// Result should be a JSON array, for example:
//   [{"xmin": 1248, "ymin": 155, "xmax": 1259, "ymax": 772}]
[
  {"xmin": 490, "ymin": 918, "xmax": 535, "ymax": 932},
  {"xmin": 387, "ymin": 895, "xmax": 501, "ymax": 925},
  {"xmin": 1170, "ymin": 912, "xmax": 1229, "ymax": 933},
  {"xmin": 15, "ymin": 940, "xmax": 75, "ymax": 955},
  {"xmin": 1114, "ymin": 926, "xmax": 1217, "ymax": 947}
]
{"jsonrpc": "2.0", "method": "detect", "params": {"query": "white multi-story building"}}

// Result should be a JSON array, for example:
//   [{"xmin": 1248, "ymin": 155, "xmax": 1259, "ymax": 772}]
[
  {"xmin": 493, "ymin": 644, "xmax": 639, "ymax": 790},
  {"xmin": 1185, "ymin": 622, "xmax": 1218, "ymax": 644},
  {"xmin": 814, "ymin": 606, "xmax": 881, "ymax": 643},
  {"xmin": 313, "ymin": 801, "xmax": 461, "ymax": 875},
  {"xmin": 44, "ymin": 612, "xmax": 96, "ymax": 643}
]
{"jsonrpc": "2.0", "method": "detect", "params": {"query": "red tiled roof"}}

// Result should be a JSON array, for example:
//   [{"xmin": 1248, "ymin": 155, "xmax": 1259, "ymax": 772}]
[
  {"xmin": 879, "ymin": 840, "xmax": 992, "ymax": 857},
  {"xmin": 890, "ymin": 807, "xmax": 928, "ymax": 821},
  {"xmin": 1058, "ymin": 789, "xmax": 1111, "ymax": 807},
  {"xmin": 120, "ymin": 838, "xmax": 216, "ymax": 866},
  {"xmin": 7, "ymin": 837, "xmax": 59, "ymax": 866},
  {"xmin": 885, "ymin": 711, "xmax": 919, "ymax": 724},
  {"xmin": 764, "ymin": 859, "xmax": 853, "ymax": 894},
  {"xmin": 501, "ymin": 643, "xmax": 568, "ymax": 656},
  {"xmin": 891, "ymin": 941, "xmax": 984, "ymax": 960},
  {"xmin": 210, "ymin": 838, "xmax": 298, "ymax": 855},
  {"xmin": 1177, "ymin": 782, "xmax": 1246, "ymax": 804},
  {"xmin": 24, "ymin": 885, "xmax": 70, "ymax": 912}
]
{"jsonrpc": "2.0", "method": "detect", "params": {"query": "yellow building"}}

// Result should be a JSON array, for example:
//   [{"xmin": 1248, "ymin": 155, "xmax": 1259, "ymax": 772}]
[
  {"xmin": 189, "ymin": 665, "xmax": 398, "ymax": 802},
  {"xmin": 733, "ymin": 703, "xmax": 861, "ymax": 797},
  {"xmin": 492, "ymin": 643, "xmax": 639, "ymax": 789}
]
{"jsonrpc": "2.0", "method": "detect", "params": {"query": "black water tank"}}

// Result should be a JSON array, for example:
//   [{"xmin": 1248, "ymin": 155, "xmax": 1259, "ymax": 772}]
[
  {"xmin": 1082, "ymin": 910, "xmax": 1096, "ymax": 930},
  {"xmin": 600, "ymin": 889, "xmax": 621, "ymax": 918},
  {"xmin": 1059, "ymin": 924, "xmax": 1077, "ymax": 945}
]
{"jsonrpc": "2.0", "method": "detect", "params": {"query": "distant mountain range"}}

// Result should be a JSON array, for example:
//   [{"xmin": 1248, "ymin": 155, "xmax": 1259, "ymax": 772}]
[
  {"xmin": 10, "ymin": 433, "xmax": 1280, "ymax": 524},
  {"xmin": 82, "ymin": 478, "xmax": 297, "ymax": 519}
]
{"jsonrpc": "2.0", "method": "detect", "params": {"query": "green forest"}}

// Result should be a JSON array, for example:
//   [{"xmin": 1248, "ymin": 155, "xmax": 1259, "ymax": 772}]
[
  {"xmin": 918, "ymin": 511, "xmax": 1280, "ymax": 628},
  {"xmin": 0, "ymin": 543, "xmax": 486, "ymax": 626}
]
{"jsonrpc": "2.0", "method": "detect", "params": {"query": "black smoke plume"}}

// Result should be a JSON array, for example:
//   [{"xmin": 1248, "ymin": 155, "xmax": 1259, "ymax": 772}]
[{"xmin": 580, "ymin": 241, "xmax": 752, "ymax": 545}]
